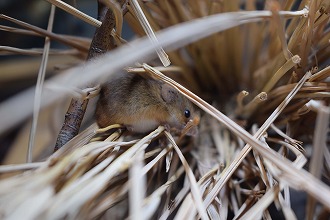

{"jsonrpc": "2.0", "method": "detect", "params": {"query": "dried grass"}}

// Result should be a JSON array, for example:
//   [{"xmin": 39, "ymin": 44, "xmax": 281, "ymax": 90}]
[{"xmin": 1, "ymin": 0, "xmax": 330, "ymax": 219}]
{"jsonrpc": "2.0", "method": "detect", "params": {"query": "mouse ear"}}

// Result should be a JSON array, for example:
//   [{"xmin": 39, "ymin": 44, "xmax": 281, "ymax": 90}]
[{"xmin": 161, "ymin": 84, "xmax": 178, "ymax": 103}]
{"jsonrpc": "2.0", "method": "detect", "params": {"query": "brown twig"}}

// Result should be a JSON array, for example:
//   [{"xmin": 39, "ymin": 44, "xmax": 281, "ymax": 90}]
[
  {"xmin": 87, "ymin": 8, "xmax": 117, "ymax": 60},
  {"xmin": 54, "ymin": 1, "xmax": 128, "ymax": 152},
  {"xmin": 54, "ymin": 98, "xmax": 89, "ymax": 152}
]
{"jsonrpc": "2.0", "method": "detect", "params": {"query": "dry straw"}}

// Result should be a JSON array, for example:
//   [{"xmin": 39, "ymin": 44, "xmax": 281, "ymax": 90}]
[{"xmin": 0, "ymin": 0, "xmax": 330, "ymax": 219}]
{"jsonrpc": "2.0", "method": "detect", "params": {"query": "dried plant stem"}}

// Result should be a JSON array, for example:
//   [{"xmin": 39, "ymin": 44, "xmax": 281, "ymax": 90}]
[
  {"xmin": 43, "ymin": 127, "xmax": 163, "ymax": 219},
  {"xmin": 239, "ymin": 135, "xmax": 306, "ymax": 219},
  {"xmin": 141, "ymin": 64, "xmax": 330, "ymax": 209},
  {"xmin": 27, "ymin": 5, "xmax": 55, "ymax": 162},
  {"xmin": 0, "ymin": 46, "xmax": 79, "ymax": 56},
  {"xmin": 0, "ymin": 14, "xmax": 89, "ymax": 52},
  {"xmin": 0, "ymin": 10, "xmax": 308, "ymax": 136},
  {"xmin": 143, "ymin": 165, "xmax": 185, "ymax": 211},
  {"xmin": 308, "ymin": 65, "xmax": 330, "ymax": 81},
  {"xmin": 0, "ymin": 46, "xmax": 51, "ymax": 56},
  {"xmin": 129, "ymin": 0, "xmax": 170, "ymax": 67},
  {"xmin": 1, "ymin": 1, "xmax": 330, "ymax": 218},
  {"xmin": 129, "ymin": 149, "xmax": 146, "ymax": 220},
  {"xmin": 0, "ymin": 25, "xmax": 43, "ymax": 36},
  {"xmin": 236, "ymin": 90, "xmax": 249, "ymax": 112},
  {"xmin": 261, "ymin": 55, "xmax": 301, "ymax": 93},
  {"xmin": 269, "ymin": 1, "xmax": 293, "ymax": 60},
  {"xmin": 165, "ymin": 131, "xmax": 208, "ymax": 220},
  {"xmin": 45, "ymin": 0, "xmax": 101, "ymax": 27},
  {"xmin": 300, "ymin": 1, "xmax": 318, "ymax": 68},
  {"xmin": 0, "ymin": 162, "xmax": 44, "ymax": 173},
  {"xmin": 239, "ymin": 186, "xmax": 282, "ymax": 220},
  {"xmin": 203, "ymin": 72, "xmax": 311, "ymax": 208},
  {"xmin": 306, "ymin": 102, "xmax": 330, "ymax": 220},
  {"xmin": 142, "ymin": 146, "xmax": 172, "ymax": 174},
  {"xmin": 240, "ymin": 92, "xmax": 267, "ymax": 118},
  {"xmin": 126, "ymin": 66, "xmax": 182, "ymax": 73}
]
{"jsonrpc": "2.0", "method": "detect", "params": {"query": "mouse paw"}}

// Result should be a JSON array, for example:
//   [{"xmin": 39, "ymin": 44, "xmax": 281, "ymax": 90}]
[
  {"xmin": 126, "ymin": 125, "xmax": 133, "ymax": 132},
  {"xmin": 163, "ymin": 124, "xmax": 171, "ymax": 132}
]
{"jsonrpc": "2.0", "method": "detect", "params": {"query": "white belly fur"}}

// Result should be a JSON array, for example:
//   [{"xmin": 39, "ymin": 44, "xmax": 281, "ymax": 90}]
[{"xmin": 128, "ymin": 119, "xmax": 160, "ymax": 133}]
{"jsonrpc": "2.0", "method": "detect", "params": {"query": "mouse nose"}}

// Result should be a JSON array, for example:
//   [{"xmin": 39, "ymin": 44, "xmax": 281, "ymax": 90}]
[{"xmin": 192, "ymin": 115, "xmax": 200, "ymax": 125}]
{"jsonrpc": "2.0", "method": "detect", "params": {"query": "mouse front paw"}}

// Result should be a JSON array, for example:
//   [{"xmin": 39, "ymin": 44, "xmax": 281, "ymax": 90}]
[{"xmin": 163, "ymin": 124, "xmax": 171, "ymax": 132}]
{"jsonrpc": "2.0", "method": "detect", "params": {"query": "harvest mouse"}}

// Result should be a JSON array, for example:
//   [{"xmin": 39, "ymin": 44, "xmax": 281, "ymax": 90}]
[{"xmin": 95, "ymin": 73, "xmax": 199, "ymax": 135}]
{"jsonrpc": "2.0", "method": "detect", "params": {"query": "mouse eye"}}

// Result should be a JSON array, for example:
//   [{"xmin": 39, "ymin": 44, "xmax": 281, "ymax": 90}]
[{"xmin": 184, "ymin": 109, "xmax": 190, "ymax": 118}]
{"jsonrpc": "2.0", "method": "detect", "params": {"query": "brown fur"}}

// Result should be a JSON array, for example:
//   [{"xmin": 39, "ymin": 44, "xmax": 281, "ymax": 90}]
[{"xmin": 95, "ymin": 73, "xmax": 195, "ymax": 133}]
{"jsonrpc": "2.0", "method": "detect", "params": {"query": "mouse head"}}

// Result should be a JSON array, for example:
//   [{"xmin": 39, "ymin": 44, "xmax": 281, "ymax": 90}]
[{"xmin": 161, "ymin": 84, "xmax": 199, "ymax": 136}]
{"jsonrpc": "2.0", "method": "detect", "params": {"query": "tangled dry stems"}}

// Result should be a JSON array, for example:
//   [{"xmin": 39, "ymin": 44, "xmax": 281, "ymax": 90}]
[{"xmin": 0, "ymin": 0, "xmax": 330, "ymax": 219}]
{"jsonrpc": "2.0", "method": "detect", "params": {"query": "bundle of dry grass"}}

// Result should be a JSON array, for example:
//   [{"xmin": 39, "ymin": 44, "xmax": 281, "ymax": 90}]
[{"xmin": 0, "ymin": 0, "xmax": 330, "ymax": 219}]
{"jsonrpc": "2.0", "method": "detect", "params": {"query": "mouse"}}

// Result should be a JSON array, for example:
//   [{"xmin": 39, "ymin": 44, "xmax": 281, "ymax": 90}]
[{"xmin": 95, "ymin": 73, "xmax": 199, "ymax": 135}]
